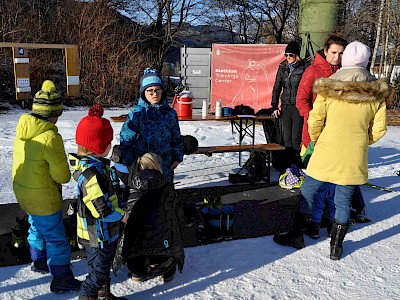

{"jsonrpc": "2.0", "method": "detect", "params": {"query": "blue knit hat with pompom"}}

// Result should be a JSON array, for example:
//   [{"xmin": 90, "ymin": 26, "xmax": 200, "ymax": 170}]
[{"xmin": 139, "ymin": 68, "xmax": 163, "ymax": 99}]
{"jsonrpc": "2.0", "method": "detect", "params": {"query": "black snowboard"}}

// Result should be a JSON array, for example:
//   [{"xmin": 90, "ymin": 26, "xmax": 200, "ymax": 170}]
[{"xmin": 0, "ymin": 182, "xmax": 299, "ymax": 266}]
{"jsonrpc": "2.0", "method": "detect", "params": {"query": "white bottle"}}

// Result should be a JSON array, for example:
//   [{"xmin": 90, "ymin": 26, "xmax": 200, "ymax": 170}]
[
  {"xmin": 215, "ymin": 99, "xmax": 222, "ymax": 117},
  {"xmin": 202, "ymin": 100, "xmax": 208, "ymax": 117}
]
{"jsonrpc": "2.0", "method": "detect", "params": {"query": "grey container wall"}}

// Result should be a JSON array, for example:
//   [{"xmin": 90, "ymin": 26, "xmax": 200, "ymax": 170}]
[{"xmin": 180, "ymin": 47, "xmax": 212, "ymax": 109}]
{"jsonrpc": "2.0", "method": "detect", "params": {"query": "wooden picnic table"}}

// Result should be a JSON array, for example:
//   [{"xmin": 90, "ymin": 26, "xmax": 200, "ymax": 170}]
[{"xmin": 112, "ymin": 114, "xmax": 275, "ymax": 165}]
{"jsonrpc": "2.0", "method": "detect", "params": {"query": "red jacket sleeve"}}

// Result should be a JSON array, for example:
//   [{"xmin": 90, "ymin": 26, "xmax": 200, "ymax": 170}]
[{"xmin": 296, "ymin": 67, "xmax": 316, "ymax": 118}]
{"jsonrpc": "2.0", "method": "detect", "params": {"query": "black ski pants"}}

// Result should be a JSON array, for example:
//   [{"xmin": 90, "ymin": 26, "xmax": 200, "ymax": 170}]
[{"xmin": 280, "ymin": 104, "xmax": 303, "ymax": 151}]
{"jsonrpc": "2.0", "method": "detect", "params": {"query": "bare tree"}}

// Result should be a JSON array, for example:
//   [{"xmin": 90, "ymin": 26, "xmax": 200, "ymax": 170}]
[
  {"xmin": 0, "ymin": 0, "xmax": 148, "ymax": 104},
  {"xmin": 207, "ymin": 0, "xmax": 264, "ymax": 44},
  {"xmin": 122, "ymin": 0, "xmax": 207, "ymax": 72},
  {"xmin": 370, "ymin": 0, "xmax": 386, "ymax": 74},
  {"xmin": 205, "ymin": 0, "xmax": 298, "ymax": 44},
  {"xmin": 252, "ymin": 0, "xmax": 299, "ymax": 44},
  {"xmin": 0, "ymin": 1, "xmax": 27, "ymax": 42},
  {"xmin": 386, "ymin": 0, "xmax": 400, "ymax": 80}
]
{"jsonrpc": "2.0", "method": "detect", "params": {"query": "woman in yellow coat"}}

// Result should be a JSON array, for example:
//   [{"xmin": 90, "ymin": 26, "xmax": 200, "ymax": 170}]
[{"xmin": 274, "ymin": 41, "xmax": 388, "ymax": 260}]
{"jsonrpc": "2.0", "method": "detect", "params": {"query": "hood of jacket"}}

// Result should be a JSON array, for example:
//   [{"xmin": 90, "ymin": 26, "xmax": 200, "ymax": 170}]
[
  {"xmin": 69, "ymin": 153, "xmax": 110, "ymax": 178},
  {"xmin": 313, "ymin": 77, "xmax": 389, "ymax": 104},
  {"xmin": 16, "ymin": 113, "xmax": 58, "ymax": 141},
  {"xmin": 330, "ymin": 66, "xmax": 376, "ymax": 82},
  {"xmin": 129, "ymin": 169, "xmax": 165, "ymax": 191}
]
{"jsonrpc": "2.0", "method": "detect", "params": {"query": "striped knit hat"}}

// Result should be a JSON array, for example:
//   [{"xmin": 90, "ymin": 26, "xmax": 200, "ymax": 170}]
[{"xmin": 32, "ymin": 80, "xmax": 63, "ymax": 118}]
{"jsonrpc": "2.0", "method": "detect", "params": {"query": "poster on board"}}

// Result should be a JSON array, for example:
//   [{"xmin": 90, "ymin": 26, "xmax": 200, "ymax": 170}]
[{"xmin": 211, "ymin": 44, "xmax": 286, "ymax": 112}]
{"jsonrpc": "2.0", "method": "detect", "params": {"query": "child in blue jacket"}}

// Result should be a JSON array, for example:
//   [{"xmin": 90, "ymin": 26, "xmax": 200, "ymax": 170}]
[
  {"xmin": 70, "ymin": 105, "xmax": 128, "ymax": 300},
  {"xmin": 119, "ymin": 68, "xmax": 184, "ymax": 182}
]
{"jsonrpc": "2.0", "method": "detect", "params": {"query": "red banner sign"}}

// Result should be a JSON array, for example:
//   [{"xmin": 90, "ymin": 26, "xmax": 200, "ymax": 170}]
[{"xmin": 211, "ymin": 44, "xmax": 286, "ymax": 112}]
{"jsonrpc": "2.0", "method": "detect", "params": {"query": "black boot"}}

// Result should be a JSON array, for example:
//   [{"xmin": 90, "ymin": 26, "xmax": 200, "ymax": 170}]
[
  {"xmin": 98, "ymin": 278, "xmax": 128, "ymax": 300},
  {"xmin": 326, "ymin": 220, "xmax": 333, "ymax": 237},
  {"xmin": 330, "ymin": 220, "xmax": 349, "ymax": 260},
  {"xmin": 273, "ymin": 212, "xmax": 310, "ymax": 249},
  {"xmin": 305, "ymin": 222, "xmax": 320, "ymax": 239},
  {"xmin": 49, "ymin": 264, "xmax": 81, "ymax": 293}
]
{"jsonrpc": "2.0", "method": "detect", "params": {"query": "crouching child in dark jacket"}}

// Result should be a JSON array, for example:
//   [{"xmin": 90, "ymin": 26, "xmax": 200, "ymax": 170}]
[
  {"xmin": 112, "ymin": 152, "xmax": 185, "ymax": 283},
  {"xmin": 69, "ymin": 105, "xmax": 128, "ymax": 300}
]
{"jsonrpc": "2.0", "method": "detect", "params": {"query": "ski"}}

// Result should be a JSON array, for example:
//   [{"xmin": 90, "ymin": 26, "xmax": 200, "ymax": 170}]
[{"xmin": 364, "ymin": 182, "xmax": 396, "ymax": 193}]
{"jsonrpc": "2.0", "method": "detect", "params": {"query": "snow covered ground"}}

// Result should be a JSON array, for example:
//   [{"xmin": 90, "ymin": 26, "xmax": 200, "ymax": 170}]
[{"xmin": 0, "ymin": 106, "xmax": 399, "ymax": 299}]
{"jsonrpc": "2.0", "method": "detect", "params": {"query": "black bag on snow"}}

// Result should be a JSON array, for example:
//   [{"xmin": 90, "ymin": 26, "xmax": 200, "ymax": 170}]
[
  {"xmin": 244, "ymin": 151, "xmax": 268, "ymax": 181},
  {"xmin": 228, "ymin": 151, "xmax": 268, "ymax": 184}
]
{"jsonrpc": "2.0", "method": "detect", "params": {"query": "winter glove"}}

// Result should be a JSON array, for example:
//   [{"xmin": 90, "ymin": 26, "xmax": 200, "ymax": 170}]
[{"xmin": 301, "ymin": 141, "xmax": 315, "ymax": 167}]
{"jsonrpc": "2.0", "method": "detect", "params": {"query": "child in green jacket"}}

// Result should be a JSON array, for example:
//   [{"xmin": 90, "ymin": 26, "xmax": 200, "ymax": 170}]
[{"xmin": 12, "ymin": 80, "xmax": 81, "ymax": 293}]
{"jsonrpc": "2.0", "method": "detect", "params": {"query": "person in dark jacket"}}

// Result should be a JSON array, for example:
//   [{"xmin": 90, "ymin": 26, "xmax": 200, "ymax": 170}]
[
  {"xmin": 271, "ymin": 41, "xmax": 308, "ymax": 166},
  {"xmin": 113, "ymin": 153, "xmax": 185, "ymax": 283},
  {"xmin": 119, "ymin": 68, "xmax": 184, "ymax": 183}
]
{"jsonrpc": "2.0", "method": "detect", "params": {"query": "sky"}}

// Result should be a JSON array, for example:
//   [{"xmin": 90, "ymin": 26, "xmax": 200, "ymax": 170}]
[{"xmin": 0, "ymin": 106, "xmax": 399, "ymax": 300}]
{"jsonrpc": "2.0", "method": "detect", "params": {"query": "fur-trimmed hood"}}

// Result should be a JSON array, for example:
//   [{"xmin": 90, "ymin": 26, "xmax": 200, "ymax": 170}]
[{"xmin": 313, "ymin": 77, "xmax": 389, "ymax": 103}]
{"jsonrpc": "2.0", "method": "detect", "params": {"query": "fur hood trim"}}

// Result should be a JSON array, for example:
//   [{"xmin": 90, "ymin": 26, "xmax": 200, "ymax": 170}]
[{"xmin": 312, "ymin": 78, "xmax": 389, "ymax": 103}]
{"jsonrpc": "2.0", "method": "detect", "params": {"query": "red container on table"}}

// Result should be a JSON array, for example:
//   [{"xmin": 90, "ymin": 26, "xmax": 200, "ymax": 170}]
[{"xmin": 176, "ymin": 91, "xmax": 195, "ymax": 118}]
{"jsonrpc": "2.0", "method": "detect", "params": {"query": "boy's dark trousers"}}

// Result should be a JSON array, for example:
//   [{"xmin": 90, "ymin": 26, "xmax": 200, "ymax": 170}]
[{"xmin": 79, "ymin": 241, "xmax": 117, "ymax": 297}]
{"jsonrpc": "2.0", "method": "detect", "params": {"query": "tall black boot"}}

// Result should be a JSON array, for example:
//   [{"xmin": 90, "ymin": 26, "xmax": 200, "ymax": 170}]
[
  {"xmin": 330, "ymin": 220, "xmax": 349, "ymax": 260},
  {"xmin": 97, "ymin": 278, "xmax": 128, "ymax": 300},
  {"xmin": 273, "ymin": 212, "xmax": 311, "ymax": 249}
]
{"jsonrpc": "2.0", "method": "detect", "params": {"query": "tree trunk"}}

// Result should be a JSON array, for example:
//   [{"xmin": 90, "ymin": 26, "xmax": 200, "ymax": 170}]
[{"xmin": 370, "ymin": 0, "xmax": 386, "ymax": 75}]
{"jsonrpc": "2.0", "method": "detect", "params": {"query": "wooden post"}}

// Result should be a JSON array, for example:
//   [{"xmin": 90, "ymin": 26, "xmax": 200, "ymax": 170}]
[
  {"xmin": 65, "ymin": 45, "xmax": 80, "ymax": 97},
  {"xmin": 1, "ymin": 43, "xmax": 81, "ymax": 101},
  {"xmin": 12, "ymin": 47, "xmax": 31, "ymax": 101}
]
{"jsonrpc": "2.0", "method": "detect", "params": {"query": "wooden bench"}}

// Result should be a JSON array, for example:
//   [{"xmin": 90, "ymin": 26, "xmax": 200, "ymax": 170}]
[
  {"xmin": 193, "ymin": 143, "xmax": 285, "ymax": 183},
  {"xmin": 194, "ymin": 143, "xmax": 284, "ymax": 156}
]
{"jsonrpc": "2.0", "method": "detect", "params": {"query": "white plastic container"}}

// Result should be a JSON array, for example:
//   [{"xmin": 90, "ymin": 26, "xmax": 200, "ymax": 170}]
[
  {"xmin": 202, "ymin": 100, "xmax": 208, "ymax": 117},
  {"xmin": 215, "ymin": 99, "xmax": 222, "ymax": 117}
]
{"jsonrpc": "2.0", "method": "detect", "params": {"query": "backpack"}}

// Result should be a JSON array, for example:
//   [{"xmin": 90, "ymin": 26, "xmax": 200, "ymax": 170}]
[
  {"xmin": 244, "ymin": 151, "xmax": 268, "ymax": 181},
  {"xmin": 232, "ymin": 104, "xmax": 255, "ymax": 116},
  {"xmin": 279, "ymin": 164, "xmax": 306, "ymax": 189}
]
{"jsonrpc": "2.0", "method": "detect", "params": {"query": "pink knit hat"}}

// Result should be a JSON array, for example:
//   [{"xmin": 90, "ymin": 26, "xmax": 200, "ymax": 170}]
[{"xmin": 341, "ymin": 41, "xmax": 371, "ymax": 68}]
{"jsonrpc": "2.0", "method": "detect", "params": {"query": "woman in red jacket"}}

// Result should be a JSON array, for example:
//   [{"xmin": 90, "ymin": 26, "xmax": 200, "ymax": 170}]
[
  {"xmin": 295, "ymin": 34, "xmax": 348, "ymax": 239},
  {"xmin": 296, "ymin": 34, "xmax": 348, "ymax": 150}
]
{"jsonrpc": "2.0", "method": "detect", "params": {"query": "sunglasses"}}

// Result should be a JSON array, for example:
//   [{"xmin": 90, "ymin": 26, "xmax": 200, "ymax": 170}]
[
  {"xmin": 284, "ymin": 53, "xmax": 296, "ymax": 58},
  {"xmin": 145, "ymin": 89, "xmax": 163, "ymax": 95}
]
